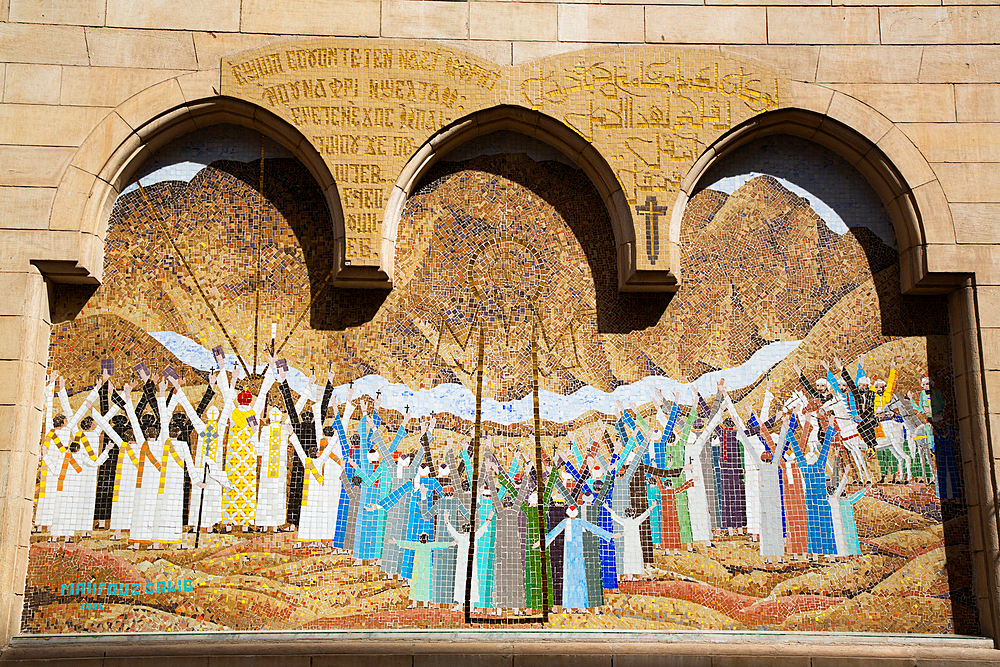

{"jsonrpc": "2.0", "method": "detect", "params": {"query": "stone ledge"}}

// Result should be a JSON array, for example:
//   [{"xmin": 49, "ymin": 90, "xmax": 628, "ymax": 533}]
[{"xmin": 2, "ymin": 631, "xmax": 995, "ymax": 664}]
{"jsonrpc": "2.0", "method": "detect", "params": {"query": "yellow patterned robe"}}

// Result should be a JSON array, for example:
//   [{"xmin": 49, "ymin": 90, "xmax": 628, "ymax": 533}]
[{"xmin": 224, "ymin": 406, "xmax": 258, "ymax": 526}]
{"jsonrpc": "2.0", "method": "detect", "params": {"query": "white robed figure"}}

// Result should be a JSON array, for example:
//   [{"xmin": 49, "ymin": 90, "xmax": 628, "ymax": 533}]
[
  {"xmin": 94, "ymin": 389, "xmax": 141, "ymax": 538},
  {"xmin": 255, "ymin": 405, "xmax": 294, "ymax": 529},
  {"xmin": 149, "ymin": 384, "xmax": 197, "ymax": 546},
  {"xmin": 36, "ymin": 376, "xmax": 84, "ymax": 532},
  {"xmin": 170, "ymin": 376, "xmax": 235, "ymax": 531},
  {"xmin": 608, "ymin": 502, "xmax": 657, "ymax": 578},
  {"xmin": 124, "ymin": 387, "xmax": 170, "ymax": 546},
  {"xmin": 289, "ymin": 422, "xmax": 342, "ymax": 543},
  {"xmin": 683, "ymin": 425, "xmax": 714, "ymax": 544},
  {"xmin": 50, "ymin": 394, "xmax": 116, "ymax": 540},
  {"xmin": 58, "ymin": 381, "xmax": 118, "ymax": 535}
]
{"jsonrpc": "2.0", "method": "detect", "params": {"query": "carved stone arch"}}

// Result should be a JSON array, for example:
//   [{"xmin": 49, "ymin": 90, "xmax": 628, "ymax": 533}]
[
  {"xmin": 669, "ymin": 89, "xmax": 959, "ymax": 295},
  {"xmin": 46, "ymin": 70, "xmax": 345, "ymax": 290},
  {"xmin": 380, "ymin": 104, "xmax": 674, "ymax": 293}
]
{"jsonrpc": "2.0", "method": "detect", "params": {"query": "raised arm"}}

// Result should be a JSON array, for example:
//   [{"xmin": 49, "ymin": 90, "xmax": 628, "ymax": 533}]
[
  {"xmin": 795, "ymin": 364, "xmax": 822, "ymax": 400},
  {"xmin": 817, "ymin": 419, "xmax": 835, "ymax": 469},
  {"xmin": 831, "ymin": 473, "xmax": 849, "ymax": 500},
  {"xmin": 156, "ymin": 394, "xmax": 170, "ymax": 443},
  {"xmin": 66, "ymin": 385, "xmax": 101, "ymax": 432},
  {"xmin": 252, "ymin": 362, "xmax": 276, "ymax": 415},
  {"xmin": 278, "ymin": 379, "xmax": 300, "ymax": 426},
  {"xmin": 288, "ymin": 432, "xmax": 309, "ymax": 465},
  {"xmin": 320, "ymin": 379, "xmax": 333, "ymax": 422},
  {"xmin": 194, "ymin": 380, "xmax": 216, "ymax": 418},
  {"xmin": 122, "ymin": 389, "xmax": 143, "ymax": 444},
  {"xmin": 90, "ymin": 411, "xmax": 124, "ymax": 448},
  {"xmin": 787, "ymin": 415, "xmax": 806, "ymax": 467},
  {"xmin": 44, "ymin": 381, "xmax": 56, "ymax": 433},
  {"xmin": 476, "ymin": 510, "xmax": 494, "ymax": 540},
  {"xmin": 636, "ymin": 503, "xmax": 656, "ymax": 524},
  {"xmin": 169, "ymin": 380, "xmax": 206, "ymax": 432}
]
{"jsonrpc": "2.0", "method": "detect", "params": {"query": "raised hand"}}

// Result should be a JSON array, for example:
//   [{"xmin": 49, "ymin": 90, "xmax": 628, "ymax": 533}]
[
  {"xmin": 820, "ymin": 359, "xmax": 830, "ymax": 371},
  {"xmin": 833, "ymin": 355, "xmax": 843, "ymax": 372},
  {"xmin": 157, "ymin": 378, "xmax": 168, "ymax": 396},
  {"xmin": 793, "ymin": 363, "xmax": 802, "ymax": 376}
]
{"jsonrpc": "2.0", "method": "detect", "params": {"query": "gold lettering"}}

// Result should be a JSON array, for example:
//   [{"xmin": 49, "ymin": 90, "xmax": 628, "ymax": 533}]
[
  {"xmin": 314, "ymin": 135, "xmax": 362, "ymax": 156},
  {"xmin": 331, "ymin": 164, "xmax": 385, "ymax": 184},
  {"xmin": 346, "ymin": 212, "xmax": 380, "ymax": 233},
  {"xmin": 343, "ymin": 187, "xmax": 385, "ymax": 209},
  {"xmin": 230, "ymin": 53, "xmax": 283, "ymax": 85},
  {"xmin": 346, "ymin": 237, "xmax": 378, "ymax": 259}
]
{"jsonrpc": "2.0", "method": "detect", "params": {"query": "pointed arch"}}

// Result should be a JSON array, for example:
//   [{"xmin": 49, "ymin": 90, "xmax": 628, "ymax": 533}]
[
  {"xmin": 46, "ymin": 71, "xmax": 344, "ymax": 289},
  {"xmin": 668, "ymin": 93, "xmax": 959, "ymax": 295},
  {"xmin": 381, "ymin": 105, "xmax": 674, "ymax": 293}
]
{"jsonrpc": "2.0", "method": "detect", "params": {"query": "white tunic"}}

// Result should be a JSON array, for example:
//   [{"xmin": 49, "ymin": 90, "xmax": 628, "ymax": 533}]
[
  {"xmin": 57, "ymin": 386, "xmax": 110, "ymax": 533},
  {"xmin": 255, "ymin": 422, "xmax": 292, "ymax": 527},
  {"xmin": 152, "ymin": 435, "xmax": 197, "ymax": 544},
  {"xmin": 35, "ymin": 385, "xmax": 81, "ymax": 529},
  {"xmin": 291, "ymin": 428, "xmax": 339, "ymax": 542},
  {"xmin": 683, "ymin": 431, "xmax": 713, "ymax": 543},
  {"xmin": 125, "ymin": 396, "xmax": 169, "ymax": 543},
  {"xmin": 90, "ymin": 409, "xmax": 134, "ymax": 532},
  {"xmin": 175, "ymin": 389, "xmax": 233, "ymax": 529}
]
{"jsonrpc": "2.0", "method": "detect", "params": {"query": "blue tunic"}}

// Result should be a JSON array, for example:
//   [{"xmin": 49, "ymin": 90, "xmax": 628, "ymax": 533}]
[
  {"xmin": 474, "ymin": 496, "xmax": 497, "ymax": 608},
  {"xmin": 545, "ymin": 517, "xmax": 612, "ymax": 609},
  {"xmin": 790, "ymin": 422, "xmax": 836, "ymax": 555},
  {"xmin": 350, "ymin": 415, "xmax": 391, "ymax": 560}
]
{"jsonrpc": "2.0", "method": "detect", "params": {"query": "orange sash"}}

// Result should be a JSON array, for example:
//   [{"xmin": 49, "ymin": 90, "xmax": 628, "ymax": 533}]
[
  {"xmin": 112, "ymin": 442, "xmax": 140, "ymax": 502},
  {"xmin": 135, "ymin": 441, "xmax": 161, "ymax": 488},
  {"xmin": 158, "ymin": 439, "xmax": 186, "ymax": 494},
  {"xmin": 56, "ymin": 451, "xmax": 83, "ymax": 491},
  {"xmin": 74, "ymin": 430, "xmax": 97, "ymax": 461}
]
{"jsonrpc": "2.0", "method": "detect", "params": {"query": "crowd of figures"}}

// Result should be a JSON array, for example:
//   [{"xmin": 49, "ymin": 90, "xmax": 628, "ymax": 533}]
[{"xmin": 35, "ymin": 349, "xmax": 954, "ymax": 613}]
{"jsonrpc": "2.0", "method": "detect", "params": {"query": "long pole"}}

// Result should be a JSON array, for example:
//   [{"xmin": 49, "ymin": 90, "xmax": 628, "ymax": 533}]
[
  {"xmin": 531, "ymin": 325, "xmax": 550, "ymax": 622},
  {"xmin": 194, "ymin": 462, "xmax": 209, "ymax": 549},
  {"xmin": 463, "ymin": 321, "xmax": 485, "ymax": 624}
]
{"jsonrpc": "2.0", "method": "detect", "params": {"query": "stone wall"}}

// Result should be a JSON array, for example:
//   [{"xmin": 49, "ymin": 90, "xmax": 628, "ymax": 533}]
[{"xmin": 0, "ymin": 0, "xmax": 998, "ymax": 657}]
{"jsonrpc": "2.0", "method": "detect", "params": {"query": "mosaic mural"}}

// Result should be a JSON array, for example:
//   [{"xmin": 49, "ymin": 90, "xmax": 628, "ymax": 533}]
[
  {"xmin": 222, "ymin": 40, "xmax": 788, "ymax": 275},
  {"xmin": 22, "ymin": 125, "xmax": 975, "ymax": 636}
]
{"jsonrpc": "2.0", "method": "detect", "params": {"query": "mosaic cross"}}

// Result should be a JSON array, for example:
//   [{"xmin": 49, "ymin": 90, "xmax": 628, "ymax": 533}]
[{"xmin": 635, "ymin": 195, "xmax": 667, "ymax": 265}]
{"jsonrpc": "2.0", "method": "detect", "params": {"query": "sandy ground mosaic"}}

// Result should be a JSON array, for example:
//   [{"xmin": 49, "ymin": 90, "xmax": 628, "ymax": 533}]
[{"xmin": 22, "ymin": 127, "xmax": 975, "ymax": 635}]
